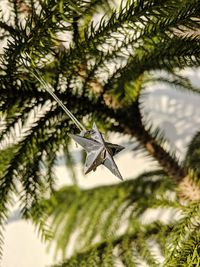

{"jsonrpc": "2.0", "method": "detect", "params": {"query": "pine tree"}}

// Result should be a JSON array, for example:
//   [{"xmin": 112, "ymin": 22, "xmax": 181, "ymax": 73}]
[{"xmin": 0, "ymin": 0, "xmax": 200, "ymax": 266}]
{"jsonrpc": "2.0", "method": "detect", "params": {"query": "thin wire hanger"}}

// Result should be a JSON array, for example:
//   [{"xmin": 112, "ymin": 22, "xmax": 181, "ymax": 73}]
[{"xmin": 24, "ymin": 53, "xmax": 86, "ymax": 132}]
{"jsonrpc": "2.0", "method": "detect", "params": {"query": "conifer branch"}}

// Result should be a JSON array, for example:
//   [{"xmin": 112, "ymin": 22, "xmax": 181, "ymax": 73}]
[
  {"xmin": 114, "ymin": 101, "xmax": 200, "ymax": 201},
  {"xmin": 115, "ymin": 101, "xmax": 186, "ymax": 182},
  {"xmin": 38, "ymin": 171, "xmax": 174, "ymax": 257},
  {"xmin": 0, "ymin": 21, "xmax": 16, "ymax": 34},
  {"xmin": 72, "ymin": 12, "xmax": 79, "ymax": 46}
]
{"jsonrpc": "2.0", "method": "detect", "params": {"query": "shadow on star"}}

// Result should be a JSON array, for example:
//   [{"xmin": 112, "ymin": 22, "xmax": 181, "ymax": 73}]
[{"xmin": 68, "ymin": 123, "xmax": 124, "ymax": 180}]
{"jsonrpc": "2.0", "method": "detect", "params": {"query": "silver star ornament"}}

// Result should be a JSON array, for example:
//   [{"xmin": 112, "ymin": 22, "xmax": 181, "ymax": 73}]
[{"xmin": 68, "ymin": 123, "xmax": 124, "ymax": 180}]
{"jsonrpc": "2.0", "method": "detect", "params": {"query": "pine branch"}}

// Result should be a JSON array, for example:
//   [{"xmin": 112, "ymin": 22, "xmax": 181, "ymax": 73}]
[
  {"xmin": 114, "ymin": 101, "xmax": 200, "ymax": 201},
  {"xmin": 163, "ymin": 202, "xmax": 200, "ymax": 267},
  {"xmin": 114, "ymin": 101, "xmax": 186, "ymax": 181},
  {"xmin": 50, "ymin": 224, "xmax": 168, "ymax": 267},
  {"xmin": 184, "ymin": 131, "xmax": 200, "ymax": 175},
  {"xmin": 33, "ymin": 170, "xmax": 197, "ymax": 266},
  {"xmin": 147, "ymin": 72, "xmax": 200, "ymax": 95},
  {"xmin": 37, "ymin": 170, "xmax": 176, "ymax": 257},
  {"xmin": 72, "ymin": 12, "xmax": 79, "ymax": 46},
  {"xmin": 0, "ymin": 21, "xmax": 16, "ymax": 34}
]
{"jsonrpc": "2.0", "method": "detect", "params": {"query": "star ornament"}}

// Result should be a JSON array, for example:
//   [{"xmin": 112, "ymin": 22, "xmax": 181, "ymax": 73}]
[{"xmin": 68, "ymin": 123, "xmax": 124, "ymax": 180}]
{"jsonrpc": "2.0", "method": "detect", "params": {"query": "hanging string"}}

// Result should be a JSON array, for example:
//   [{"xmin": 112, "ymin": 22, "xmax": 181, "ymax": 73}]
[
  {"xmin": 23, "ymin": 54, "xmax": 86, "ymax": 132},
  {"xmin": 32, "ymin": 70, "xmax": 86, "ymax": 132}
]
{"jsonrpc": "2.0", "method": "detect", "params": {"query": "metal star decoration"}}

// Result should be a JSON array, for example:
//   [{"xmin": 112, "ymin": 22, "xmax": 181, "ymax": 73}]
[
  {"xmin": 68, "ymin": 123, "xmax": 124, "ymax": 180},
  {"xmin": 26, "ymin": 67, "xmax": 124, "ymax": 179}
]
